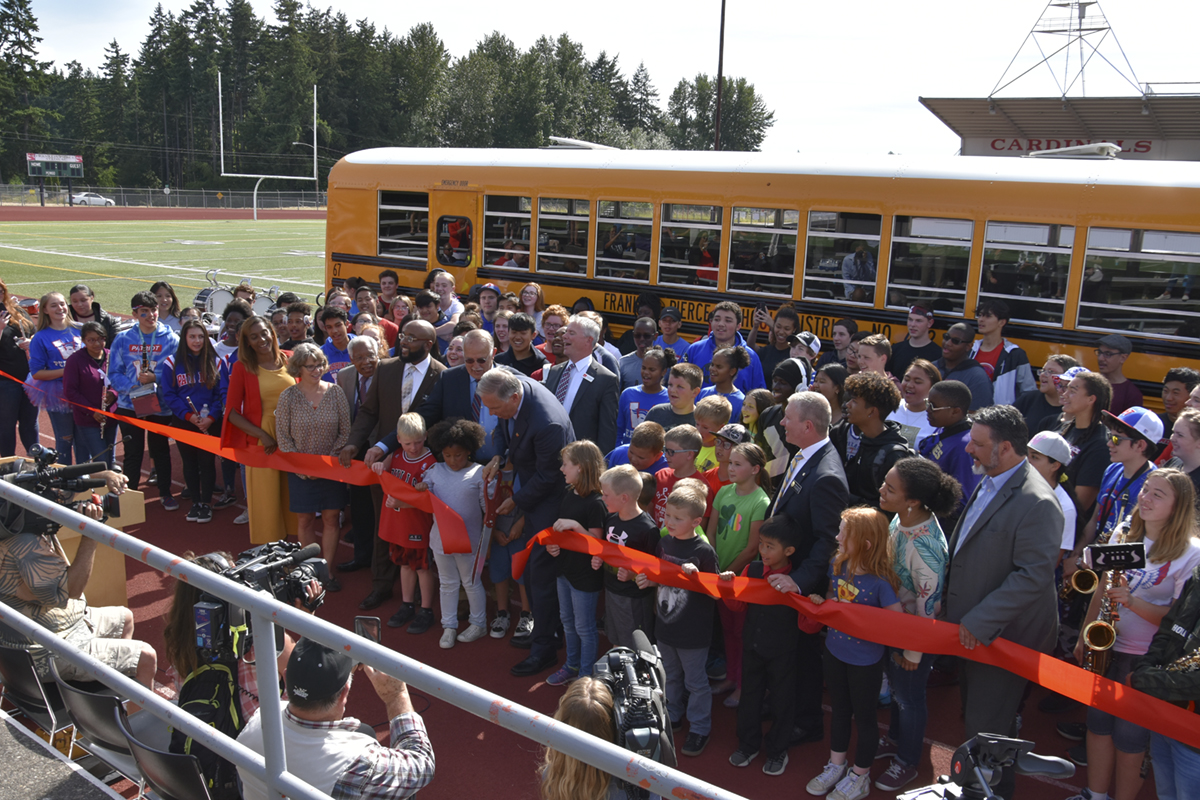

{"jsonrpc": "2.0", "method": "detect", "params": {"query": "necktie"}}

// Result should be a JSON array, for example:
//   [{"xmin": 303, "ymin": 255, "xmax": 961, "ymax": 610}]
[
  {"xmin": 772, "ymin": 451, "xmax": 805, "ymax": 514},
  {"xmin": 401, "ymin": 365, "xmax": 414, "ymax": 413},
  {"xmin": 555, "ymin": 362, "xmax": 573, "ymax": 405},
  {"xmin": 357, "ymin": 375, "xmax": 367, "ymax": 409},
  {"xmin": 471, "ymin": 379, "xmax": 481, "ymax": 421}
]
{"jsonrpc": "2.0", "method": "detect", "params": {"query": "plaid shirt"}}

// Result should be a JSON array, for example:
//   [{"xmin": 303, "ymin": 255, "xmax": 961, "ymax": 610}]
[{"xmin": 283, "ymin": 708, "xmax": 435, "ymax": 800}]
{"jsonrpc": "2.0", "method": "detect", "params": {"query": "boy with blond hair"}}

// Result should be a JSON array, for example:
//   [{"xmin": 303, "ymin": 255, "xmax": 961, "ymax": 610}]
[
  {"xmin": 593, "ymin": 465, "xmax": 660, "ymax": 648},
  {"xmin": 651, "ymin": 424, "xmax": 706, "ymax": 525},
  {"xmin": 693, "ymin": 394, "xmax": 733, "ymax": 472},
  {"xmin": 371, "ymin": 412, "xmax": 438, "ymax": 634}
]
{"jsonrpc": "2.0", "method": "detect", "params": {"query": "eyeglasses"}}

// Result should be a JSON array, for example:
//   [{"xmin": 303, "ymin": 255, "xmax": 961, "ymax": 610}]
[
  {"xmin": 1109, "ymin": 433, "xmax": 1134, "ymax": 446},
  {"xmin": 301, "ymin": 363, "xmax": 325, "ymax": 372},
  {"xmin": 463, "ymin": 357, "xmax": 491, "ymax": 366},
  {"xmin": 663, "ymin": 448, "xmax": 698, "ymax": 457},
  {"xmin": 944, "ymin": 335, "xmax": 970, "ymax": 346},
  {"xmin": 1094, "ymin": 349, "xmax": 1122, "ymax": 359}
]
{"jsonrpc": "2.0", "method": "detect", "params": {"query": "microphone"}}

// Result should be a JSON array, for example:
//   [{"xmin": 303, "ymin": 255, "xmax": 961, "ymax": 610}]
[
  {"xmin": 12, "ymin": 461, "xmax": 108, "ymax": 484},
  {"xmin": 285, "ymin": 543, "xmax": 321, "ymax": 565},
  {"xmin": 90, "ymin": 435, "xmax": 133, "ymax": 466}
]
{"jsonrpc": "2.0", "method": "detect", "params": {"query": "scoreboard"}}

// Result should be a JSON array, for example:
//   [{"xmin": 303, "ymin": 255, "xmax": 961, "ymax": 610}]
[{"xmin": 27, "ymin": 153, "xmax": 83, "ymax": 179}]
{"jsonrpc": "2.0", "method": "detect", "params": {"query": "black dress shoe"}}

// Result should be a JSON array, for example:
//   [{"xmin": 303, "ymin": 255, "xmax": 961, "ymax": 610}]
[
  {"xmin": 789, "ymin": 725, "xmax": 823, "ymax": 747},
  {"xmin": 359, "ymin": 589, "xmax": 392, "ymax": 611},
  {"xmin": 338, "ymin": 559, "xmax": 369, "ymax": 573},
  {"xmin": 511, "ymin": 654, "xmax": 557, "ymax": 677}
]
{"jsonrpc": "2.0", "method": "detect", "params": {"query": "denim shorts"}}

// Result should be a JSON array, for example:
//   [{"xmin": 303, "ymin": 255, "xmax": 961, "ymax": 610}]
[{"xmin": 1086, "ymin": 652, "xmax": 1150, "ymax": 753}]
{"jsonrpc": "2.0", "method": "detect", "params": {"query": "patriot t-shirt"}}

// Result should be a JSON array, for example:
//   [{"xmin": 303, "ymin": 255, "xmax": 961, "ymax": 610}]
[{"xmin": 319, "ymin": 336, "xmax": 355, "ymax": 383}]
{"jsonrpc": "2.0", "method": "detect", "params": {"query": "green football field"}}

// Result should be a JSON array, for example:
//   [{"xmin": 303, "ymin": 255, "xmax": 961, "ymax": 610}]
[{"xmin": 0, "ymin": 219, "xmax": 329, "ymax": 313}]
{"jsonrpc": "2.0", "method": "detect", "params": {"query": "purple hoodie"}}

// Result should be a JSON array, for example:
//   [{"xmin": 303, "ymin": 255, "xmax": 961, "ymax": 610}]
[{"xmin": 62, "ymin": 347, "xmax": 110, "ymax": 429}]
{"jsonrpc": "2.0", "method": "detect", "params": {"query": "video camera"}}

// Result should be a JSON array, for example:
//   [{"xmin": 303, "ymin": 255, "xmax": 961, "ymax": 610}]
[
  {"xmin": 899, "ymin": 734, "xmax": 1074, "ymax": 799},
  {"xmin": 593, "ymin": 630, "xmax": 676, "ymax": 800},
  {"xmin": 0, "ymin": 445, "xmax": 119, "ymax": 538},
  {"xmin": 193, "ymin": 541, "xmax": 329, "ymax": 664}
]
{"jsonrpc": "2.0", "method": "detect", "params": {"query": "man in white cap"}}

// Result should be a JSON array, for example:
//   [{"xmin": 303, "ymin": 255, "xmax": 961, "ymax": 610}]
[{"xmin": 237, "ymin": 638, "xmax": 434, "ymax": 800}]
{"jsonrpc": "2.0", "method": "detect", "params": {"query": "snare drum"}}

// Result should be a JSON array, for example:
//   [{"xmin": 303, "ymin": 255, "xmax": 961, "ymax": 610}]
[
  {"xmin": 204, "ymin": 288, "xmax": 235, "ymax": 314},
  {"xmin": 252, "ymin": 295, "xmax": 274, "ymax": 316},
  {"xmin": 18, "ymin": 297, "xmax": 38, "ymax": 317}
]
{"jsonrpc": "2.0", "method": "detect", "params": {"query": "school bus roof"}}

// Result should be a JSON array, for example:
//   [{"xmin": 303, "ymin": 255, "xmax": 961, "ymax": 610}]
[{"xmin": 339, "ymin": 147, "xmax": 1200, "ymax": 189}]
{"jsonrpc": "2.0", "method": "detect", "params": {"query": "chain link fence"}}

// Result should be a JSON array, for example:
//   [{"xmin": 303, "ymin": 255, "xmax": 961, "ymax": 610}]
[{"xmin": 0, "ymin": 183, "xmax": 326, "ymax": 209}]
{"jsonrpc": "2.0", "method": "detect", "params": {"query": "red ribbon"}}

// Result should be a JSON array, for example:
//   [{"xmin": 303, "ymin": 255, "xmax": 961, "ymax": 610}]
[
  {"xmin": 0, "ymin": 370, "xmax": 472, "ymax": 554},
  {"xmin": 514, "ymin": 528, "xmax": 1200, "ymax": 750}
]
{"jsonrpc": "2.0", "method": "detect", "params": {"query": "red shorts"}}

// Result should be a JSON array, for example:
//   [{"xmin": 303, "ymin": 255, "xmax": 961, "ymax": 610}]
[{"xmin": 390, "ymin": 544, "xmax": 430, "ymax": 571}]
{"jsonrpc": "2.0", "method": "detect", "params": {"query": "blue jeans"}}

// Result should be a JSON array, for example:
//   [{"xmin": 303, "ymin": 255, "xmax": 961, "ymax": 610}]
[
  {"xmin": 660, "ymin": 642, "xmax": 712, "ymax": 736},
  {"xmin": 885, "ymin": 650, "xmax": 937, "ymax": 767},
  {"xmin": 0, "ymin": 379, "xmax": 38, "ymax": 457},
  {"xmin": 555, "ymin": 577, "xmax": 599, "ymax": 675},
  {"xmin": 74, "ymin": 423, "xmax": 118, "ymax": 468},
  {"xmin": 1151, "ymin": 732, "xmax": 1200, "ymax": 800},
  {"xmin": 47, "ymin": 409, "xmax": 80, "ymax": 465}
]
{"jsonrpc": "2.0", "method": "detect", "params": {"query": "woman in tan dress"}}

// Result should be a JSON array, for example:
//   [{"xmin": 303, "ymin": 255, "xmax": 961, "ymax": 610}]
[
  {"xmin": 274, "ymin": 343, "xmax": 352, "ymax": 590},
  {"xmin": 221, "ymin": 316, "xmax": 298, "ymax": 545}
]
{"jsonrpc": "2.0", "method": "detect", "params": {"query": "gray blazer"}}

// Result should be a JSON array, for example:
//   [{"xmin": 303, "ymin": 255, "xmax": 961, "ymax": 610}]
[{"xmin": 942, "ymin": 459, "xmax": 1063, "ymax": 650}]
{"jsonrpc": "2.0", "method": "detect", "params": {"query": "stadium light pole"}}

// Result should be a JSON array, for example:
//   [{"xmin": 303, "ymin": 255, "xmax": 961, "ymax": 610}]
[{"xmin": 714, "ymin": 0, "xmax": 726, "ymax": 151}]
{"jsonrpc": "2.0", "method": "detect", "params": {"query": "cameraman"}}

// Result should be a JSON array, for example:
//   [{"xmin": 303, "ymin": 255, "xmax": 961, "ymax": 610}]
[{"xmin": 0, "ymin": 462, "xmax": 157, "ymax": 687}]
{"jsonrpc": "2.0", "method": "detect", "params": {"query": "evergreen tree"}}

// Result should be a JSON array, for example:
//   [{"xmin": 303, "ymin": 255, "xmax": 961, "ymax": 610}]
[
  {"xmin": 629, "ymin": 62, "xmax": 661, "ymax": 132},
  {"xmin": 0, "ymin": 0, "xmax": 53, "ymax": 177}
]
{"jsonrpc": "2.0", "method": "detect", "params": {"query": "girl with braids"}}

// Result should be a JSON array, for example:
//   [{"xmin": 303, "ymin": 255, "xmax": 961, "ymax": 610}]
[
  {"xmin": 874, "ymin": 457, "xmax": 961, "ymax": 792},
  {"xmin": 699, "ymin": 345, "xmax": 750, "ymax": 422}
]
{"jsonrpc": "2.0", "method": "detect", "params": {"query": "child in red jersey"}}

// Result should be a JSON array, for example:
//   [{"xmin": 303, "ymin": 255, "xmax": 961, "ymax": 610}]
[{"xmin": 371, "ymin": 412, "xmax": 438, "ymax": 634}]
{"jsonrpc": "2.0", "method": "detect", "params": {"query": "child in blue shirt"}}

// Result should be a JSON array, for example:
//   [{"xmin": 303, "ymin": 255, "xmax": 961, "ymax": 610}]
[
  {"xmin": 805, "ymin": 507, "xmax": 902, "ymax": 800},
  {"xmin": 617, "ymin": 347, "xmax": 673, "ymax": 444},
  {"xmin": 317, "ymin": 306, "xmax": 355, "ymax": 382}
]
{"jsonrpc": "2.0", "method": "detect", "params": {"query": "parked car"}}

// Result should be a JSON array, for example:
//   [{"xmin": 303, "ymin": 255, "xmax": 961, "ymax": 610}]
[{"xmin": 71, "ymin": 192, "xmax": 115, "ymax": 207}]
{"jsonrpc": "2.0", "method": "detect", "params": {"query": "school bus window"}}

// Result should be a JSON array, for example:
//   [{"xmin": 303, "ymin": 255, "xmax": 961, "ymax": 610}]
[
  {"xmin": 979, "ymin": 221, "xmax": 1073, "ymax": 326},
  {"xmin": 727, "ymin": 207, "xmax": 798, "ymax": 297},
  {"xmin": 1079, "ymin": 226, "xmax": 1200, "ymax": 341},
  {"xmin": 659, "ymin": 204, "xmax": 723, "ymax": 289},
  {"xmin": 802, "ymin": 211, "xmax": 881, "ymax": 305},
  {"xmin": 596, "ymin": 200, "xmax": 651, "ymax": 283},
  {"xmin": 377, "ymin": 191, "xmax": 429, "ymax": 268},
  {"xmin": 483, "ymin": 195, "xmax": 532, "ymax": 270},
  {"xmin": 886, "ymin": 216, "xmax": 972, "ymax": 316},
  {"xmin": 434, "ymin": 216, "xmax": 473, "ymax": 268},
  {"xmin": 537, "ymin": 198, "xmax": 589, "ymax": 276}
]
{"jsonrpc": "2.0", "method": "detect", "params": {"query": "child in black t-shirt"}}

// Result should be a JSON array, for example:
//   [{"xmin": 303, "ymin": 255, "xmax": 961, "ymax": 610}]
[
  {"xmin": 632, "ymin": 483, "xmax": 718, "ymax": 758},
  {"xmin": 720, "ymin": 515, "xmax": 802, "ymax": 776},
  {"xmin": 545, "ymin": 441, "xmax": 608, "ymax": 687},
  {"xmin": 592, "ymin": 465, "xmax": 660, "ymax": 649}
]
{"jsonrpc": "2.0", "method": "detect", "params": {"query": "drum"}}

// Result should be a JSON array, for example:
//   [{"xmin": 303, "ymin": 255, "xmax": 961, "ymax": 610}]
[
  {"xmin": 204, "ymin": 288, "xmax": 235, "ymax": 314},
  {"xmin": 192, "ymin": 287, "xmax": 215, "ymax": 311},
  {"xmin": 252, "ymin": 295, "xmax": 273, "ymax": 316},
  {"xmin": 18, "ymin": 297, "xmax": 38, "ymax": 317}
]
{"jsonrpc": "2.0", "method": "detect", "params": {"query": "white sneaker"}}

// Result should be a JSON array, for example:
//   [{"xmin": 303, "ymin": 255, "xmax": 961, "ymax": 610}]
[
  {"xmin": 233, "ymin": 510, "xmax": 249, "ymax": 524},
  {"xmin": 489, "ymin": 611, "xmax": 511, "ymax": 638},
  {"xmin": 439, "ymin": 628, "xmax": 457, "ymax": 649},
  {"xmin": 514, "ymin": 611, "xmax": 534, "ymax": 639},
  {"xmin": 829, "ymin": 770, "xmax": 871, "ymax": 800},
  {"xmin": 806, "ymin": 762, "xmax": 847, "ymax": 796},
  {"xmin": 457, "ymin": 624, "xmax": 487, "ymax": 643}
]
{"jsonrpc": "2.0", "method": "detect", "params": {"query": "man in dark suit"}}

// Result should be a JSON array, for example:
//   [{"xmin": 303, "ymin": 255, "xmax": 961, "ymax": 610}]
[
  {"xmin": 373, "ymin": 329, "xmax": 503, "ymax": 464},
  {"xmin": 544, "ymin": 316, "xmax": 619, "ymax": 455},
  {"xmin": 479, "ymin": 368, "xmax": 575, "ymax": 677},
  {"xmin": 338, "ymin": 319, "xmax": 445, "ymax": 613},
  {"xmin": 336, "ymin": 336, "xmax": 381, "ymax": 571},
  {"xmin": 766, "ymin": 391, "xmax": 849, "ymax": 745},
  {"xmin": 942, "ymin": 404, "xmax": 1062, "ymax": 800}
]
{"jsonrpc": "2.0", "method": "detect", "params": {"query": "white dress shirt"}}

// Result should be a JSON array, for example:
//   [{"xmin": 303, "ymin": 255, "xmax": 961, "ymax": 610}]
[{"xmin": 560, "ymin": 354, "xmax": 593, "ymax": 413}]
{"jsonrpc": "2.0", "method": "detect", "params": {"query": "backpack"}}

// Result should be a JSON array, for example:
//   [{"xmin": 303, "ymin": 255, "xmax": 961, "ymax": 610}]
[{"xmin": 170, "ymin": 661, "xmax": 244, "ymax": 800}]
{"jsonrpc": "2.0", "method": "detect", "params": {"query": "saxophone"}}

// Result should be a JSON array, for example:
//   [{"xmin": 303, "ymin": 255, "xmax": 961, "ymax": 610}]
[
  {"xmin": 1165, "ymin": 649, "xmax": 1200, "ymax": 674},
  {"xmin": 1081, "ymin": 520, "xmax": 1130, "ymax": 675},
  {"xmin": 1061, "ymin": 526, "xmax": 1117, "ymax": 600}
]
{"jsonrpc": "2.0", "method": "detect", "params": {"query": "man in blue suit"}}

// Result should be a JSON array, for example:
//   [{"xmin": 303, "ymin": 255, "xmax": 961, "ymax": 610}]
[{"xmin": 480, "ymin": 368, "xmax": 575, "ymax": 677}]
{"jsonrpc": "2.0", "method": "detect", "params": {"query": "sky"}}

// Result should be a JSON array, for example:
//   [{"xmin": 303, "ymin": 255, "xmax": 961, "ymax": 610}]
[{"xmin": 29, "ymin": 0, "xmax": 1200, "ymax": 158}]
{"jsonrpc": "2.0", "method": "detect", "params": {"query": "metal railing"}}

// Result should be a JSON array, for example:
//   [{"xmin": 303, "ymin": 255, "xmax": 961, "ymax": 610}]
[
  {"xmin": 0, "ymin": 184, "xmax": 326, "ymax": 210},
  {"xmin": 0, "ymin": 478, "xmax": 748, "ymax": 800}
]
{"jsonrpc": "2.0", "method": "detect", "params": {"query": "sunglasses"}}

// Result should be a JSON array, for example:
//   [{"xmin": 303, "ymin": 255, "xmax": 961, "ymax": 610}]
[
  {"xmin": 926, "ymin": 404, "xmax": 953, "ymax": 414},
  {"xmin": 1108, "ymin": 433, "xmax": 1134, "ymax": 446},
  {"xmin": 663, "ymin": 448, "xmax": 698, "ymax": 457},
  {"xmin": 944, "ymin": 335, "xmax": 970, "ymax": 346}
]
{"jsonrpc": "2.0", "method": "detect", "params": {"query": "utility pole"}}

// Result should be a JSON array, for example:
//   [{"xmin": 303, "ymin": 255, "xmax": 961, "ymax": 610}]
[{"xmin": 714, "ymin": 0, "xmax": 726, "ymax": 151}]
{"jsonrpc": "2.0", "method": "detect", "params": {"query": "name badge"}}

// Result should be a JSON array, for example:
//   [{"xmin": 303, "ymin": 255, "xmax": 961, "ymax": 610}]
[{"xmin": 583, "ymin": 373, "xmax": 594, "ymax": 383}]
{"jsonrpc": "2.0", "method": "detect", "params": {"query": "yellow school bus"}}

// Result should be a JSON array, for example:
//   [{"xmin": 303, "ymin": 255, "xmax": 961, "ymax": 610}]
[{"xmin": 325, "ymin": 147, "xmax": 1200, "ymax": 402}]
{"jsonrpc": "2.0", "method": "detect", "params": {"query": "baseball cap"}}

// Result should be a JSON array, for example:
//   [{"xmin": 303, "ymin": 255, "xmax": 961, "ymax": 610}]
[
  {"xmin": 659, "ymin": 306, "xmax": 682, "ymax": 322},
  {"xmin": 1096, "ymin": 333, "xmax": 1133, "ymax": 355},
  {"xmin": 787, "ymin": 331, "xmax": 821, "ymax": 357},
  {"xmin": 286, "ymin": 638, "xmax": 353, "ymax": 703},
  {"xmin": 1102, "ymin": 406, "xmax": 1164, "ymax": 445},
  {"xmin": 479, "ymin": 283, "xmax": 502, "ymax": 296},
  {"xmin": 910, "ymin": 305, "xmax": 934, "ymax": 321},
  {"xmin": 1028, "ymin": 431, "xmax": 1073, "ymax": 466},
  {"xmin": 1053, "ymin": 366, "xmax": 1089, "ymax": 387},
  {"xmin": 714, "ymin": 423, "xmax": 751, "ymax": 445}
]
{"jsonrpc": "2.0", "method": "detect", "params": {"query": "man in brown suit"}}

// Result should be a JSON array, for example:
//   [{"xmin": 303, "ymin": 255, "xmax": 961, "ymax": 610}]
[{"xmin": 338, "ymin": 319, "xmax": 444, "ymax": 612}]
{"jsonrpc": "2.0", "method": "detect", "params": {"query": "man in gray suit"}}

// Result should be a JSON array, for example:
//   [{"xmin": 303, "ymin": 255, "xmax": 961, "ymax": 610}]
[{"xmin": 942, "ymin": 404, "xmax": 1063, "ymax": 800}]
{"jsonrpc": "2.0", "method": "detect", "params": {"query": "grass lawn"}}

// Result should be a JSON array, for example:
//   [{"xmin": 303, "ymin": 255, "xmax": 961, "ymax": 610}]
[{"xmin": 0, "ymin": 218, "xmax": 328, "ymax": 313}]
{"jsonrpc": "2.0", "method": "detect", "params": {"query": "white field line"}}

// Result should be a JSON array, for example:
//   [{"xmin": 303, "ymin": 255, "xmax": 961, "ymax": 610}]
[{"xmin": 0, "ymin": 242, "xmax": 326, "ymax": 288}]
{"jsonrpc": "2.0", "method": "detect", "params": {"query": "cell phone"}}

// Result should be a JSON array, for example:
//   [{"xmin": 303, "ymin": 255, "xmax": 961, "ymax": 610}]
[{"xmin": 354, "ymin": 615, "xmax": 382, "ymax": 644}]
